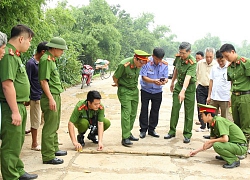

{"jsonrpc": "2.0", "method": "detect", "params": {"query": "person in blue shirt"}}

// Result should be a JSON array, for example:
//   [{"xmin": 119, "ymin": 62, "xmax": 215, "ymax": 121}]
[{"xmin": 139, "ymin": 47, "xmax": 168, "ymax": 138}]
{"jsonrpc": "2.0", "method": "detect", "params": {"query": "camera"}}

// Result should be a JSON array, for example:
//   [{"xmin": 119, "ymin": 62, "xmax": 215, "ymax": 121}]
[{"xmin": 89, "ymin": 125, "xmax": 98, "ymax": 135}]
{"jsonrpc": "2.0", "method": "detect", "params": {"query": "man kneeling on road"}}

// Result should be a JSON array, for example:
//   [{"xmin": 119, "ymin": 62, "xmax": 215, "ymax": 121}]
[
  {"xmin": 190, "ymin": 104, "xmax": 247, "ymax": 169},
  {"xmin": 68, "ymin": 90, "xmax": 111, "ymax": 151}
]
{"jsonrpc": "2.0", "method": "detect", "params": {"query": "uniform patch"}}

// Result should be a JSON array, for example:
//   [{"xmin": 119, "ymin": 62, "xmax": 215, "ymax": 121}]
[
  {"xmin": 47, "ymin": 55, "xmax": 55, "ymax": 61},
  {"xmin": 15, "ymin": 50, "xmax": 21, "ymax": 57},
  {"xmin": 188, "ymin": 59, "xmax": 194, "ymax": 65},
  {"xmin": 124, "ymin": 62, "xmax": 130, "ymax": 67},
  {"xmin": 240, "ymin": 57, "xmax": 246, "ymax": 63},
  {"xmin": 9, "ymin": 48, "xmax": 14, "ymax": 56},
  {"xmin": 78, "ymin": 104, "xmax": 88, "ymax": 111}
]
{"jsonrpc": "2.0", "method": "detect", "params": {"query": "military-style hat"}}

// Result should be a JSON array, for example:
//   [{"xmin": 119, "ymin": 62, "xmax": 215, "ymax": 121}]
[
  {"xmin": 46, "ymin": 37, "xmax": 68, "ymax": 50},
  {"xmin": 197, "ymin": 103, "xmax": 217, "ymax": 113},
  {"xmin": 134, "ymin": 50, "xmax": 151, "ymax": 61}
]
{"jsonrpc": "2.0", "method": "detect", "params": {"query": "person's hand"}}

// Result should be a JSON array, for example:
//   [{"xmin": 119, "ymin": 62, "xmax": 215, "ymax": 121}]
[
  {"xmin": 49, "ymin": 98, "xmax": 56, "ymax": 111},
  {"xmin": 73, "ymin": 142, "xmax": 83, "ymax": 152},
  {"xmin": 178, "ymin": 90, "xmax": 185, "ymax": 103},
  {"xmin": 24, "ymin": 101, "xmax": 30, "ymax": 106},
  {"xmin": 11, "ymin": 111, "xmax": 22, "ymax": 126},
  {"xmin": 189, "ymin": 150, "xmax": 198, "ymax": 157},
  {"xmin": 206, "ymin": 96, "xmax": 211, "ymax": 104},
  {"xmin": 228, "ymin": 100, "xmax": 231, "ymax": 107},
  {"xmin": 97, "ymin": 142, "xmax": 103, "ymax": 151},
  {"xmin": 170, "ymin": 83, "xmax": 174, "ymax": 92},
  {"xmin": 153, "ymin": 79, "xmax": 161, "ymax": 85},
  {"xmin": 203, "ymin": 141, "xmax": 212, "ymax": 150},
  {"xmin": 112, "ymin": 83, "xmax": 117, "ymax": 87}
]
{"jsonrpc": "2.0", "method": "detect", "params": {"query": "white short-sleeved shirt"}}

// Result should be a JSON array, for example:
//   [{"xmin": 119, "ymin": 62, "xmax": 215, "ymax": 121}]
[{"xmin": 210, "ymin": 62, "xmax": 231, "ymax": 101}]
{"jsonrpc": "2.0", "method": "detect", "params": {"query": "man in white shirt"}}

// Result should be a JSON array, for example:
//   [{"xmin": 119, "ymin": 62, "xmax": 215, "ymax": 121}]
[
  {"xmin": 207, "ymin": 50, "xmax": 231, "ymax": 118},
  {"xmin": 195, "ymin": 47, "xmax": 217, "ymax": 132}
]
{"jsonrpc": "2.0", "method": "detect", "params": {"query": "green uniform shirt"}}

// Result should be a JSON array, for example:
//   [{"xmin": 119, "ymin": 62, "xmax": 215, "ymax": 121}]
[
  {"xmin": 39, "ymin": 51, "xmax": 63, "ymax": 94},
  {"xmin": 69, "ymin": 100, "xmax": 105, "ymax": 123},
  {"xmin": 0, "ymin": 43, "xmax": 30, "ymax": 102},
  {"xmin": 227, "ymin": 56, "xmax": 250, "ymax": 92},
  {"xmin": 113, "ymin": 57, "xmax": 140, "ymax": 89},
  {"xmin": 210, "ymin": 116, "xmax": 247, "ymax": 144},
  {"xmin": 174, "ymin": 55, "xmax": 197, "ymax": 85}
]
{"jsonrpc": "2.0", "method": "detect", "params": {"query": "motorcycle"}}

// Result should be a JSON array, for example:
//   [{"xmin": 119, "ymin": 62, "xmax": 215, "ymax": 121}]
[{"xmin": 81, "ymin": 64, "xmax": 94, "ymax": 89}]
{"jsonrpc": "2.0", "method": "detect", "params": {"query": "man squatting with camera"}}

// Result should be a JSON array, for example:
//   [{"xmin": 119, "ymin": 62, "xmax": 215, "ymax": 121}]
[{"xmin": 68, "ymin": 90, "xmax": 111, "ymax": 151}]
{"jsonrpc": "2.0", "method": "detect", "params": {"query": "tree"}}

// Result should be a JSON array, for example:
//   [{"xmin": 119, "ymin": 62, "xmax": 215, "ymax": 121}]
[{"xmin": 192, "ymin": 33, "xmax": 222, "ymax": 55}]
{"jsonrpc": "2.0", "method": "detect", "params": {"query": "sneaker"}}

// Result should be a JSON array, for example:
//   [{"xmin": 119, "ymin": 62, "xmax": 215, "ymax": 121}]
[{"xmin": 195, "ymin": 128, "xmax": 208, "ymax": 132}]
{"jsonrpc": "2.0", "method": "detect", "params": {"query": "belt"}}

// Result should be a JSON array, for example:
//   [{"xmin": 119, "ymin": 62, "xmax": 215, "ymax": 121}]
[
  {"xmin": 232, "ymin": 91, "xmax": 250, "ymax": 96},
  {"xmin": 119, "ymin": 85, "xmax": 137, "ymax": 90},
  {"xmin": 0, "ymin": 101, "xmax": 26, "ymax": 105},
  {"xmin": 199, "ymin": 84, "xmax": 209, "ymax": 88}
]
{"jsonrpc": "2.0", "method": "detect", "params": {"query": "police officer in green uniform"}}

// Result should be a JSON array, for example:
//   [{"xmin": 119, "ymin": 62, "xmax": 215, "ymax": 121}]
[
  {"xmin": 164, "ymin": 42, "xmax": 196, "ymax": 143},
  {"xmin": 39, "ymin": 37, "xmax": 68, "ymax": 165},
  {"xmin": 190, "ymin": 104, "xmax": 247, "ymax": 169},
  {"xmin": 68, "ymin": 90, "xmax": 111, "ymax": 151},
  {"xmin": 113, "ymin": 50, "xmax": 151, "ymax": 147},
  {"xmin": 0, "ymin": 25, "xmax": 38, "ymax": 180},
  {"xmin": 220, "ymin": 43, "xmax": 250, "ymax": 156}
]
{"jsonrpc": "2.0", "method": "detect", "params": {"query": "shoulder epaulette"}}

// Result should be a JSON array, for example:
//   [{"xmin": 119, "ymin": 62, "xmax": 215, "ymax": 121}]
[
  {"xmin": 162, "ymin": 60, "xmax": 168, "ymax": 65},
  {"xmin": 47, "ymin": 55, "xmax": 55, "ymax": 61},
  {"xmin": 9, "ymin": 48, "xmax": 14, "ymax": 56},
  {"xmin": 240, "ymin": 57, "xmax": 247, "ymax": 63},
  {"xmin": 99, "ymin": 105, "xmax": 104, "ymax": 110},
  {"xmin": 78, "ymin": 104, "xmax": 88, "ymax": 111},
  {"xmin": 124, "ymin": 62, "xmax": 130, "ymax": 67},
  {"xmin": 188, "ymin": 59, "xmax": 194, "ymax": 65},
  {"xmin": 175, "ymin": 53, "xmax": 180, "ymax": 57}
]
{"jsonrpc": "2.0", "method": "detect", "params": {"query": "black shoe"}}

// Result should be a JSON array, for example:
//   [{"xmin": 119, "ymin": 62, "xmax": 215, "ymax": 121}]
[
  {"xmin": 139, "ymin": 131, "xmax": 146, "ymax": 139},
  {"xmin": 203, "ymin": 135, "xmax": 210, "ymax": 139},
  {"xmin": 129, "ymin": 134, "xmax": 139, "ymax": 141},
  {"xmin": 164, "ymin": 134, "xmax": 175, "ymax": 139},
  {"xmin": 77, "ymin": 134, "xmax": 85, "ymax": 147},
  {"xmin": 148, "ymin": 131, "xmax": 160, "ymax": 138},
  {"xmin": 215, "ymin": 155, "xmax": 224, "ymax": 161},
  {"xmin": 223, "ymin": 160, "xmax": 240, "ymax": 168},
  {"xmin": 121, "ymin": 138, "xmax": 133, "ymax": 147},
  {"xmin": 43, "ymin": 158, "xmax": 64, "ymax": 165},
  {"xmin": 19, "ymin": 172, "xmax": 38, "ymax": 180},
  {"xmin": 183, "ymin": 137, "xmax": 190, "ymax": 143},
  {"xmin": 55, "ymin": 150, "xmax": 67, "ymax": 156},
  {"xmin": 87, "ymin": 133, "xmax": 98, "ymax": 144}
]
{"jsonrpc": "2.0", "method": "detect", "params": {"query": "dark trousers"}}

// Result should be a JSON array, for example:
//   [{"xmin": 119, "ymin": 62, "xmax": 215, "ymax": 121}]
[
  {"xmin": 196, "ymin": 84, "xmax": 209, "ymax": 129},
  {"xmin": 139, "ymin": 89, "xmax": 162, "ymax": 132}
]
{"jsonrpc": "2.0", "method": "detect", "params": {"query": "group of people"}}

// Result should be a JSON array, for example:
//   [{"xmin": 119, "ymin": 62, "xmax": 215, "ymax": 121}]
[
  {"xmin": 0, "ymin": 25, "xmax": 68, "ymax": 180},
  {"xmin": 111, "ymin": 42, "xmax": 250, "ymax": 169},
  {"xmin": 0, "ymin": 25, "xmax": 249, "ymax": 180}
]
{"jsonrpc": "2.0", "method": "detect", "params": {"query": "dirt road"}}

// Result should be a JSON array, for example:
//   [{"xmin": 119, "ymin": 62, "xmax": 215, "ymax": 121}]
[{"xmin": 2, "ymin": 75, "xmax": 250, "ymax": 180}]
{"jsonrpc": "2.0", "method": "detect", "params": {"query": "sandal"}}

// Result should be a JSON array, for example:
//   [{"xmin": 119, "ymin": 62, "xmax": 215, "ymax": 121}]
[{"xmin": 31, "ymin": 145, "xmax": 41, "ymax": 151}]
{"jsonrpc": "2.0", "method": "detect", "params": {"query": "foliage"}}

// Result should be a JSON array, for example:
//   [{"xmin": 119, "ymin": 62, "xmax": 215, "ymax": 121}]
[
  {"xmin": 57, "ymin": 44, "xmax": 81, "ymax": 86},
  {"xmin": 3, "ymin": 0, "xmax": 250, "ymax": 87},
  {"xmin": 192, "ymin": 33, "xmax": 222, "ymax": 55}
]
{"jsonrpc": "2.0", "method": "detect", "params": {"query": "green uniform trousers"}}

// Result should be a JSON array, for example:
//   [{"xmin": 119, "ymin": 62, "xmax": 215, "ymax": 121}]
[
  {"xmin": 74, "ymin": 118, "xmax": 111, "ymax": 133},
  {"xmin": 213, "ymin": 142, "xmax": 247, "ymax": 164},
  {"xmin": 231, "ymin": 94, "xmax": 250, "ymax": 139},
  {"xmin": 118, "ymin": 86, "xmax": 139, "ymax": 139},
  {"xmin": 168, "ymin": 83, "xmax": 195, "ymax": 138},
  {"xmin": 40, "ymin": 94, "xmax": 61, "ymax": 161},
  {"xmin": 0, "ymin": 102, "xmax": 26, "ymax": 180}
]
